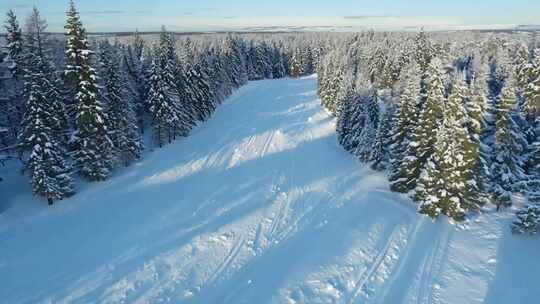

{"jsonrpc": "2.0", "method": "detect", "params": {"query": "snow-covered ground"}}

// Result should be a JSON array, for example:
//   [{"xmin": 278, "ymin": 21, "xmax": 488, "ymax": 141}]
[{"xmin": 1, "ymin": 75, "xmax": 539, "ymax": 304}]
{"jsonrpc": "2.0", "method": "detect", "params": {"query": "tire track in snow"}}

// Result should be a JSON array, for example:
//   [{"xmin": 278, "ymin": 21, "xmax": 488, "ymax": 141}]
[
  {"xmin": 376, "ymin": 220, "xmax": 453, "ymax": 304},
  {"xmin": 347, "ymin": 224, "xmax": 403, "ymax": 304},
  {"xmin": 415, "ymin": 223, "xmax": 452, "ymax": 304},
  {"xmin": 206, "ymin": 235, "xmax": 247, "ymax": 287}
]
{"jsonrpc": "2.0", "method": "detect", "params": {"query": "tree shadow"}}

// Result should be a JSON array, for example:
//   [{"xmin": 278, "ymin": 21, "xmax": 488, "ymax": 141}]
[{"xmin": 483, "ymin": 217, "xmax": 540, "ymax": 303}]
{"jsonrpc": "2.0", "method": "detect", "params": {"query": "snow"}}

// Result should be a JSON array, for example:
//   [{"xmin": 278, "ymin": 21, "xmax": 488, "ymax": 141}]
[{"xmin": 1, "ymin": 75, "xmax": 540, "ymax": 303}]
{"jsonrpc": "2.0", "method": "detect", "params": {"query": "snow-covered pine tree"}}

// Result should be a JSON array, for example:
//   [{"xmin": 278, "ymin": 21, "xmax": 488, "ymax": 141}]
[
  {"xmin": 415, "ymin": 77, "xmax": 478, "ymax": 220},
  {"xmin": 222, "ymin": 35, "xmax": 247, "ymax": 88},
  {"xmin": 370, "ymin": 101, "xmax": 394, "ymax": 171},
  {"xmin": 271, "ymin": 43, "xmax": 286, "ymax": 79},
  {"xmin": 159, "ymin": 27, "xmax": 192, "ymax": 137},
  {"xmin": 300, "ymin": 45, "xmax": 314, "ymax": 75},
  {"xmin": 2, "ymin": 9, "xmax": 25, "ymax": 145},
  {"xmin": 320, "ymin": 58, "xmax": 344, "ymax": 114},
  {"xmin": 147, "ymin": 44, "xmax": 180, "ymax": 148},
  {"xmin": 526, "ymin": 131, "xmax": 540, "ymax": 203},
  {"xmin": 389, "ymin": 66, "xmax": 421, "ymax": 192},
  {"xmin": 491, "ymin": 75, "xmax": 528, "ymax": 210},
  {"xmin": 336, "ymin": 85, "xmax": 356, "ymax": 148},
  {"xmin": 4, "ymin": 10, "xmax": 24, "ymax": 79},
  {"xmin": 25, "ymin": 6, "xmax": 70, "ymax": 143},
  {"xmin": 464, "ymin": 71, "xmax": 491, "ymax": 207},
  {"xmin": 394, "ymin": 59, "xmax": 445, "ymax": 193},
  {"xmin": 513, "ymin": 44, "xmax": 532, "ymax": 94},
  {"xmin": 123, "ymin": 30, "xmax": 149, "ymax": 133},
  {"xmin": 18, "ymin": 81, "xmax": 74, "ymax": 205},
  {"xmin": 523, "ymin": 49, "xmax": 540, "ymax": 124},
  {"xmin": 289, "ymin": 48, "xmax": 303, "ymax": 78},
  {"xmin": 255, "ymin": 42, "xmax": 273, "ymax": 80},
  {"xmin": 245, "ymin": 41, "xmax": 258, "ymax": 80},
  {"xmin": 352, "ymin": 88, "xmax": 379, "ymax": 162},
  {"xmin": 64, "ymin": 0, "xmax": 114, "ymax": 181},
  {"xmin": 185, "ymin": 57, "xmax": 214, "ymax": 122},
  {"xmin": 101, "ymin": 42, "xmax": 142, "ymax": 167},
  {"xmin": 414, "ymin": 29, "xmax": 435, "ymax": 74},
  {"xmin": 512, "ymin": 204, "xmax": 540, "ymax": 235}
]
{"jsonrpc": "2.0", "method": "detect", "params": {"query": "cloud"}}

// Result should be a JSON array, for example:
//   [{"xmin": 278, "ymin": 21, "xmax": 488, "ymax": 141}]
[
  {"xmin": 181, "ymin": 7, "xmax": 219, "ymax": 16},
  {"xmin": 343, "ymin": 15, "xmax": 402, "ymax": 20},
  {"xmin": 82, "ymin": 10, "xmax": 125, "ymax": 15},
  {"xmin": 222, "ymin": 16, "xmax": 239, "ymax": 20}
]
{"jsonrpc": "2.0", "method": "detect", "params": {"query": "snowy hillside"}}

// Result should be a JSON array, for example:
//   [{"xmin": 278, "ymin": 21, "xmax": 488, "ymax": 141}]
[{"xmin": 1, "ymin": 76, "xmax": 539, "ymax": 303}]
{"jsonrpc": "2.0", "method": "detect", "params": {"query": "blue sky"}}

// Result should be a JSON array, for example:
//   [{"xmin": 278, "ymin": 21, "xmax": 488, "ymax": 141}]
[{"xmin": 1, "ymin": 0, "xmax": 539, "ymax": 32}]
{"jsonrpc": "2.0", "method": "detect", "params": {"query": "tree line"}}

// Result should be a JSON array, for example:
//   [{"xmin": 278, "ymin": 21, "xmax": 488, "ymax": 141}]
[{"xmin": 317, "ymin": 30, "xmax": 540, "ymax": 233}]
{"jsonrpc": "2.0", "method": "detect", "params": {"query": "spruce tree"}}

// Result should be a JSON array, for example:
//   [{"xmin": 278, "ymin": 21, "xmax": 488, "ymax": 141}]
[
  {"xmin": 523, "ymin": 50, "xmax": 540, "ymax": 123},
  {"xmin": 526, "ymin": 132, "xmax": 540, "ymax": 203},
  {"xmin": 464, "ymin": 74, "xmax": 491, "ymax": 207},
  {"xmin": 414, "ymin": 29, "xmax": 435, "ymax": 74},
  {"xmin": 370, "ymin": 103, "xmax": 394, "ymax": 171},
  {"xmin": 289, "ymin": 48, "xmax": 303, "ymax": 78},
  {"xmin": 159, "ymin": 27, "xmax": 192, "ymax": 137},
  {"xmin": 512, "ymin": 204, "xmax": 540, "ymax": 235},
  {"xmin": 3, "ymin": 10, "xmax": 25, "ymax": 144},
  {"xmin": 18, "ymin": 82, "xmax": 74, "ymax": 205},
  {"xmin": 271, "ymin": 43, "xmax": 286, "ymax": 79},
  {"xmin": 101, "ymin": 43, "xmax": 142, "ymax": 167},
  {"xmin": 222, "ymin": 35, "xmax": 247, "ymax": 87},
  {"xmin": 254, "ymin": 42, "xmax": 273, "ymax": 79},
  {"xmin": 123, "ymin": 30, "xmax": 149, "ymax": 133},
  {"xmin": 394, "ymin": 59, "xmax": 445, "ymax": 193},
  {"xmin": 389, "ymin": 68, "xmax": 421, "ymax": 192},
  {"xmin": 491, "ymin": 76, "xmax": 528, "ymax": 210},
  {"xmin": 64, "ymin": 0, "xmax": 114, "ymax": 181},
  {"xmin": 4, "ymin": 10, "xmax": 24, "ymax": 79},
  {"xmin": 25, "ymin": 7, "xmax": 69, "ymax": 143},
  {"xmin": 147, "ymin": 46, "xmax": 179, "ymax": 148},
  {"xmin": 415, "ymin": 78, "xmax": 478, "ymax": 220}
]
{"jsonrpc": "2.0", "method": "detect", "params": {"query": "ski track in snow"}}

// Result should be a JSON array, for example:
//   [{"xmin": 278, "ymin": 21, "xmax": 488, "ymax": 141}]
[{"xmin": 1, "ymin": 75, "xmax": 540, "ymax": 304}]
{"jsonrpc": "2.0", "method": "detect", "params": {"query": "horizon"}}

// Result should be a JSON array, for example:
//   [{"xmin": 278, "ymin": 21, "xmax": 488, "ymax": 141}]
[{"xmin": 0, "ymin": 0, "xmax": 539, "ymax": 33}]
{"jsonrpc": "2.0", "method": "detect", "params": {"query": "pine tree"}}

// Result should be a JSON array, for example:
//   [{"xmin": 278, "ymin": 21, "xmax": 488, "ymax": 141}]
[
  {"xmin": 65, "ymin": 0, "xmax": 114, "ymax": 181},
  {"xmin": 271, "ymin": 43, "xmax": 286, "ymax": 79},
  {"xmin": 415, "ymin": 78, "xmax": 478, "ymax": 221},
  {"xmin": 491, "ymin": 77, "xmax": 528, "ymax": 210},
  {"xmin": 389, "ymin": 68, "xmax": 421, "ymax": 192},
  {"xmin": 254, "ymin": 42, "xmax": 273, "ymax": 79},
  {"xmin": 101, "ymin": 43, "xmax": 142, "ymax": 167},
  {"xmin": 147, "ymin": 46, "xmax": 179, "ymax": 148},
  {"xmin": 2, "ymin": 10, "xmax": 25, "ymax": 144},
  {"xmin": 222, "ymin": 35, "xmax": 247, "ymax": 87},
  {"xmin": 25, "ymin": 6, "xmax": 69, "ymax": 142},
  {"xmin": 394, "ymin": 59, "xmax": 445, "ymax": 193},
  {"xmin": 523, "ymin": 50, "xmax": 540, "ymax": 123},
  {"xmin": 351, "ymin": 88, "xmax": 379, "ymax": 161},
  {"xmin": 123, "ymin": 30, "xmax": 149, "ymax": 133},
  {"xmin": 18, "ymin": 82, "xmax": 74, "ymax": 205},
  {"xmin": 158, "ymin": 27, "xmax": 192, "ymax": 137},
  {"xmin": 526, "ymin": 132, "xmax": 540, "ymax": 203},
  {"xmin": 4, "ymin": 10, "xmax": 24, "ymax": 79},
  {"xmin": 512, "ymin": 204, "xmax": 540, "ymax": 235},
  {"xmin": 289, "ymin": 48, "xmax": 303, "ymax": 78},
  {"xmin": 370, "ymin": 103, "xmax": 394, "ymax": 171},
  {"xmin": 464, "ymin": 74, "xmax": 491, "ymax": 207},
  {"xmin": 414, "ymin": 29, "xmax": 435, "ymax": 74},
  {"xmin": 320, "ymin": 62, "xmax": 344, "ymax": 114}
]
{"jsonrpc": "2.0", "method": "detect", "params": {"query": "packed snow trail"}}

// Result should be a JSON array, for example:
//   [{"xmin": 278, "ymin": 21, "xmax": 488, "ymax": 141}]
[{"xmin": 1, "ymin": 75, "xmax": 540, "ymax": 304}]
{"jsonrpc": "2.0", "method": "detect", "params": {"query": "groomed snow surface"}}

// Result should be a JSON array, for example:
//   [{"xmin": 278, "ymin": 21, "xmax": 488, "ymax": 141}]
[{"xmin": 1, "ymin": 75, "xmax": 539, "ymax": 304}]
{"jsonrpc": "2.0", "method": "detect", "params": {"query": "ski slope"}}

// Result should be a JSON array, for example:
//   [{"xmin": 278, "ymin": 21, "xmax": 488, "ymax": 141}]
[{"xmin": 1, "ymin": 75, "xmax": 539, "ymax": 304}]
